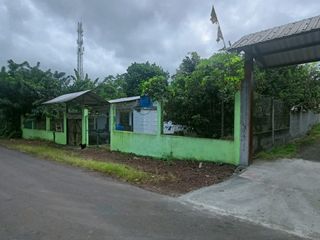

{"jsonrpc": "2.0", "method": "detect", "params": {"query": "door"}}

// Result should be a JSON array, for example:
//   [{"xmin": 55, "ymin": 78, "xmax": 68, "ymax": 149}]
[{"xmin": 67, "ymin": 119, "xmax": 82, "ymax": 146}]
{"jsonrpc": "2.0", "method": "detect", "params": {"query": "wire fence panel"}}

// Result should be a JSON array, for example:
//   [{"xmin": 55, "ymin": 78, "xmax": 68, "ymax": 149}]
[
  {"xmin": 253, "ymin": 93, "xmax": 289, "ymax": 134},
  {"xmin": 253, "ymin": 93, "xmax": 290, "ymax": 152}
]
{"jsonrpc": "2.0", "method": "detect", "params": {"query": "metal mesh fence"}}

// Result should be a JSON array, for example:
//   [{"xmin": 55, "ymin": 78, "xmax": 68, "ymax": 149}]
[
  {"xmin": 253, "ymin": 93, "xmax": 290, "ymax": 152},
  {"xmin": 253, "ymin": 93, "xmax": 290, "ymax": 134}
]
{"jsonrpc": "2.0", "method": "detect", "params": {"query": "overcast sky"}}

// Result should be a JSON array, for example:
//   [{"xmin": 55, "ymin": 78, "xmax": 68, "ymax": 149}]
[{"xmin": 0, "ymin": 0, "xmax": 319, "ymax": 79}]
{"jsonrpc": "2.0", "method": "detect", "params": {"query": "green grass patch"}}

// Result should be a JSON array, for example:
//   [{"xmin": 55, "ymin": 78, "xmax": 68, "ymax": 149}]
[
  {"xmin": 255, "ymin": 123, "xmax": 320, "ymax": 160},
  {"xmin": 3, "ymin": 142, "xmax": 152, "ymax": 183},
  {"xmin": 255, "ymin": 143, "xmax": 298, "ymax": 160}
]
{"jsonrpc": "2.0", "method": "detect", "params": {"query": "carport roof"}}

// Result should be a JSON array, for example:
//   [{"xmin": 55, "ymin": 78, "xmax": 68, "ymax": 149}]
[
  {"xmin": 43, "ymin": 90, "xmax": 108, "ymax": 106},
  {"xmin": 229, "ymin": 15, "xmax": 320, "ymax": 68},
  {"xmin": 108, "ymin": 96, "xmax": 140, "ymax": 104}
]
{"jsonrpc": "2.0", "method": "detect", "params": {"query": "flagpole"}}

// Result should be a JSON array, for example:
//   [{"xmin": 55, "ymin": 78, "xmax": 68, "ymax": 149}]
[
  {"xmin": 217, "ymin": 22, "xmax": 227, "ymax": 49},
  {"xmin": 210, "ymin": 4, "xmax": 227, "ymax": 50}
]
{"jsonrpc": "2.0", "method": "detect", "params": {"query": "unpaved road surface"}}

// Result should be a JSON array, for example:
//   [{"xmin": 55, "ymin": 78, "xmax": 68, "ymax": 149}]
[{"xmin": 0, "ymin": 146, "xmax": 301, "ymax": 240}]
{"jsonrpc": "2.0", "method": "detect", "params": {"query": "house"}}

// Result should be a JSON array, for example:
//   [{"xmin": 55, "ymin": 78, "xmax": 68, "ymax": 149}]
[
  {"xmin": 22, "ymin": 91, "xmax": 241, "ymax": 165},
  {"xmin": 109, "ymin": 95, "xmax": 240, "ymax": 165},
  {"xmin": 21, "ymin": 90, "xmax": 109, "ymax": 146}
]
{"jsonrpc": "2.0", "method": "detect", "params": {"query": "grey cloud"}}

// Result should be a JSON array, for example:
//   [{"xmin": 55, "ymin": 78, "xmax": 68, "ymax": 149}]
[{"xmin": 1, "ymin": 0, "xmax": 319, "ymax": 80}]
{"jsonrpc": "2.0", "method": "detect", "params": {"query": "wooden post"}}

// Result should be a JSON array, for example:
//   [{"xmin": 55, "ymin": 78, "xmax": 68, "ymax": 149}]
[{"xmin": 240, "ymin": 53, "xmax": 254, "ymax": 166}]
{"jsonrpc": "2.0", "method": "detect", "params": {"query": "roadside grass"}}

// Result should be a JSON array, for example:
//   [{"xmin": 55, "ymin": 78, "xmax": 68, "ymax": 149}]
[
  {"xmin": 2, "ymin": 142, "xmax": 154, "ymax": 183},
  {"xmin": 255, "ymin": 123, "xmax": 320, "ymax": 160}
]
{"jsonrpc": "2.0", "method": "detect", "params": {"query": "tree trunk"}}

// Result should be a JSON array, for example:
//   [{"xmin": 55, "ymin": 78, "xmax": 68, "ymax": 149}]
[{"xmin": 221, "ymin": 100, "xmax": 224, "ymax": 138}]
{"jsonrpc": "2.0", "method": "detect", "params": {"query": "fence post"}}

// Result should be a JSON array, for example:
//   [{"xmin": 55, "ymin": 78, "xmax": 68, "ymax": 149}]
[
  {"xmin": 157, "ymin": 102, "xmax": 163, "ymax": 136},
  {"xmin": 272, "ymin": 97, "xmax": 275, "ymax": 146}
]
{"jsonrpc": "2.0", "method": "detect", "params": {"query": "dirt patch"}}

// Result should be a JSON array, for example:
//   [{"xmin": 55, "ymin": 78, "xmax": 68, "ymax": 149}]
[{"xmin": 1, "ymin": 139, "xmax": 236, "ymax": 196}]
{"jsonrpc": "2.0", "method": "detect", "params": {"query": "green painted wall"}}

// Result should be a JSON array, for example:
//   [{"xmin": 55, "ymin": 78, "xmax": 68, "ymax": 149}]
[
  {"xmin": 22, "ymin": 128, "xmax": 54, "ymax": 141},
  {"xmin": 110, "ymin": 94, "xmax": 241, "ymax": 165},
  {"xmin": 111, "ymin": 131, "xmax": 236, "ymax": 164},
  {"xmin": 234, "ymin": 92, "xmax": 241, "ymax": 165},
  {"xmin": 21, "ymin": 111, "xmax": 67, "ymax": 145}
]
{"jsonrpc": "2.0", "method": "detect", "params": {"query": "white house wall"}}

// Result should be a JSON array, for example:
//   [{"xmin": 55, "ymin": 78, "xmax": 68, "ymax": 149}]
[{"xmin": 133, "ymin": 109, "xmax": 157, "ymax": 134}]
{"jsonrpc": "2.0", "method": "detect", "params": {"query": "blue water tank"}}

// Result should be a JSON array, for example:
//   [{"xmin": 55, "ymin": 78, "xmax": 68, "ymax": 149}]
[{"xmin": 139, "ymin": 96, "xmax": 152, "ymax": 108}]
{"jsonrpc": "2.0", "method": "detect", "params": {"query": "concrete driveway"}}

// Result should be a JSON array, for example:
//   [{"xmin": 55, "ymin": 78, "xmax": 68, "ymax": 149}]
[
  {"xmin": 0, "ymin": 146, "xmax": 301, "ymax": 240},
  {"xmin": 181, "ymin": 159, "xmax": 320, "ymax": 240}
]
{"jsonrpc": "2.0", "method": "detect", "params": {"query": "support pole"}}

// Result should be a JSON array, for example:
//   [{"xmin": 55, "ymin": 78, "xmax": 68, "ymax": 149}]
[
  {"xmin": 157, "ymin": 102, "xmax": 163, "ymax": 136},
  {"xmin": 82, "ymin": 108, "xmax": 89, "ymax": 145},
  {"xmin": 239, "ymin": 53, "xmax": 254, "ymax": 166}
]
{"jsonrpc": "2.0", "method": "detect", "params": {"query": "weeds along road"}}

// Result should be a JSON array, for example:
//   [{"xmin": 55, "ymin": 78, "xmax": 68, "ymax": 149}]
[{"xmin": 0, "ymin": 146, "xmax": 302, "ymax": 240}]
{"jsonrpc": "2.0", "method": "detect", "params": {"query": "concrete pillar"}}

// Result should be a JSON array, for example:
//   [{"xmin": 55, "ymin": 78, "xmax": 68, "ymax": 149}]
[
  {"xmin": 109, "ymin": 105, "xmax": 115, "ymax": 132},
  {"xmin": 239, "ymin": 53, "xmax": 254, "ymax": 166},
  {"xmin": 109, "ymin": 104, "xmax": 115, "ymax": 149},
  {"xmin": 82, "ymin": 108, "xmax": 89, "ymax": 145}
]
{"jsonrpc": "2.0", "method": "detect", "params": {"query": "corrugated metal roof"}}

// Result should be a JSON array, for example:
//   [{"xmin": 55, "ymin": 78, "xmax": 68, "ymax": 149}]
[
  {"xmin": 108, "ymin": 96, "xmax": 140, "ymax": 104},
  {"xmin": 43, "ymin": 90, "xmax": 108, "ymax": 106},
  {"xmin": 43, "ymin": 90, "xmax": 90, "ymax": 104},
  {"xmin": 230, "ymin": 15, "xmax": 320, "ymax": 50},
  {"xmin": 229, "ymin": 15, "xmax": 320, "ymax": 68}
]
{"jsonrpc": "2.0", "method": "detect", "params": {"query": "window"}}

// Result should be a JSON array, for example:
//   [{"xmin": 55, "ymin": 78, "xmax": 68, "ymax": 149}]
[{"xmin": 116, "ymin": 111, "xmax": 132, "ymax": 131}]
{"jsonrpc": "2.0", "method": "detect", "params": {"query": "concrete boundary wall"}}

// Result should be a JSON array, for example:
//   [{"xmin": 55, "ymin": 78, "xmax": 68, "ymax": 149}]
[
  {"xmin": 290, "ymin": 111, "xmax": 320, "ymax": 138},
  {"xmin": 22, "ymin": 128, "xmax": 67, "ymax": 145},
  {"xmin": 22, "ymin": 112, "xmax": 68, "ymax": 145},
  {"xmin": 111, "ymin": 131, "xmax": 236, "ymax": 164},
  {"xmin": 110, "ymin": 93, "xmax": 241, "ymax": 165},
  {"xmin": 254, "ymin": 110, "xmax": 320, "ymax": 152}
]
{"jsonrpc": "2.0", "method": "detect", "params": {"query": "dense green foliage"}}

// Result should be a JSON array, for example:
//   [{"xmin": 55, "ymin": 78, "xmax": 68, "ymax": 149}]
[
  {"xmin": 122, "ymin": 62, "xmax": 169, "ymax": 96},
  {"xmin": 0, "ymin": 61, "xmax": 98, "ymax": 137},
  {"xmin": 165, "ymin": 52, "xmax": 243, "ymax": 138},
  {"xmin": 255, "ymin": 64, "xmax": 320, "ymax": 111},
  {"xmin": 1, "ymin": 52, "xmax": 320, "ymax": 139}
]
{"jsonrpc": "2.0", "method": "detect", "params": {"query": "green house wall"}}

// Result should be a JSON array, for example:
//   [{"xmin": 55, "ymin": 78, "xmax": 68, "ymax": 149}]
[
  {"xmin": 110, "ymin": 93, "xmax": 241, "ymax": 165},
  {"xmin": 21, "ymin": 107, "xmax": 90, "ymax": 146}
]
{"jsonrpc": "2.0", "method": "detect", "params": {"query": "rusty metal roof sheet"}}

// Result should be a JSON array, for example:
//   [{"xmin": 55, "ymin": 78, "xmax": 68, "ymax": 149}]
[
  {"xmin": 43, "ymin": 90, "xmax": 108, "ymax": 106},
  {"xmin": 108, "ymin": 96, "xmax": 140, "ymax": 104},
  {"xmin": 229, "ymin": 15, "xmax": 320, "ymax": 68},
  {"xmin": 230, "ymin": 15, "xmax": 320, "ymax": 50}
]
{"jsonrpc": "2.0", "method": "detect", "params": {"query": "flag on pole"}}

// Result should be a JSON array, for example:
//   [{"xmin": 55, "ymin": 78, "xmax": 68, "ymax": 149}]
[
  {"xmin": 217, "ymin": 26, "xmax": 223, "ymax": 43},
  {"xmin": 210, "ymin": 5, "xmax": 218, "ymax": 24},
  {"xmin": 210, "ymin": 4, "xmax": 226, "ymax": 48}
]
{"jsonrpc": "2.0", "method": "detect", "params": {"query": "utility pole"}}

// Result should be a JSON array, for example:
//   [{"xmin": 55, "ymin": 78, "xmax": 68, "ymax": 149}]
[{"xmin": 77, "ymin": 22, "xmax": 84, "ymax": 80}]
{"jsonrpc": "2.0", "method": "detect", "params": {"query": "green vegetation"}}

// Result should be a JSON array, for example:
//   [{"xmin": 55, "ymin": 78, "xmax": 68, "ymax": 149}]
[
  {"xmin": 255, "ymin": 123, "xmax": 320, "ymax": 160},
  {"xmin": 165, "ymin": 52, "xmax": 243, "ymax": 138},
  {"xmin": 298, "ymin": 123, "xmax": 320, "ymax": 146},
  {"xmin": 255, "ymin": 144, "xmax": 298, "ymax": 160},
  {"xmin": 2, "ymin": 142, "xmax": 152, "ymax": 183},
  {"xmin": 1, "ymin": 52, "xmax": 320, "ymax": 140}
]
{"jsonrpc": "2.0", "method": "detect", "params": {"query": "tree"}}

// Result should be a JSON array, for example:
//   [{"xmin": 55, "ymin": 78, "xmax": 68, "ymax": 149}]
[
  {"xmin": 67, "ymin": 69, "xmax": 99, "ymax": 92},
  {"xmin": 165, "ymin": 52, "xmax": 243, "ymax": 138},
  {"xmin": 95, "ymin": 74, "xmax": 126, "ymax": 100},
  {"xmin": 123, "ymin": 62, "xmax": 169, "ymax": 96},
  {"xmin": 0, "ymin": 60, "xmax": 70, "ymax": 137},
  {"xmin": 141, "ymin": 75, "xmax": 169, "ymax": 102},
  {"xmin": 176, "ymin": 52, "xmax": 200, "ymax": 75},
  {"xmin": 255, "ymin": 63, "xmax": 320, "ymax": 111}
]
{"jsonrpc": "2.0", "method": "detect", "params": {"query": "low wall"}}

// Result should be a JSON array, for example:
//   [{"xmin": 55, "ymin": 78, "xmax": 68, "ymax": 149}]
[
  {"xmin": 253, "ymin": 111, "xmax": 320, "ymax": 152},
  {"xmin": 22, "ymin": 128, "xmax": 67, "ymax": 145},
  {"xmin": 290, "ymin": 111, "xmax": 320, "ymax": 138},
  {"xmin": 111, "ymin": 131, "xmax": 237, "ymax": 165}
]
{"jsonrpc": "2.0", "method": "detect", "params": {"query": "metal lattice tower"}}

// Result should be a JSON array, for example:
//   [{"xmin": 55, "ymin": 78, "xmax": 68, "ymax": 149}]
[{"xmin": 77, "ymin": 22, "xmax": 84, "ymax": 80}]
